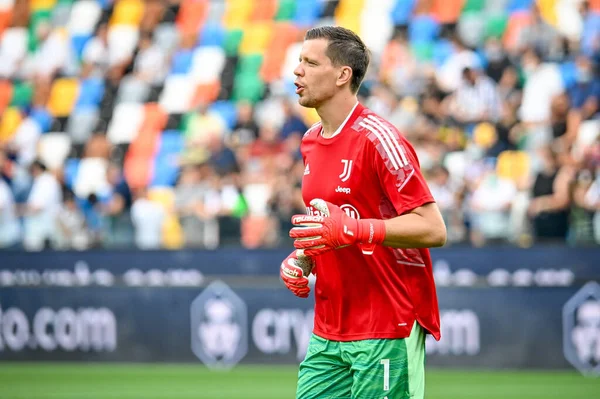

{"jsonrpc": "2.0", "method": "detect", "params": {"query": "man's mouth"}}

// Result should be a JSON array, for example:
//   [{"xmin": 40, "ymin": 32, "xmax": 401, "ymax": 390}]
[{"xmin": 295, "ymin": 82, "xmax": 304, "ymax": 94}]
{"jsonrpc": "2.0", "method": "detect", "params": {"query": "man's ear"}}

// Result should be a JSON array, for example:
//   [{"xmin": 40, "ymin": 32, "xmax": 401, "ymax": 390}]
[{"xmin": 336, "ymin": 66, "xmax": 353, "ymax": 88}]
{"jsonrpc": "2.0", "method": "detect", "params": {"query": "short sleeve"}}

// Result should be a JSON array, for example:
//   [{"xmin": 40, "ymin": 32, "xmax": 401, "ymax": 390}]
[{"xmin": 371, "ymin": 132, "xmax": 435, "ymax": 216}]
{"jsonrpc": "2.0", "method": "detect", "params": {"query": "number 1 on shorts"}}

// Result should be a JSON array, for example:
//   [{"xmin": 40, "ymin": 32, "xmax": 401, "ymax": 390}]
[{"xmin": 380, "ymin": 358, "xmax": 390, "ymax": 391}]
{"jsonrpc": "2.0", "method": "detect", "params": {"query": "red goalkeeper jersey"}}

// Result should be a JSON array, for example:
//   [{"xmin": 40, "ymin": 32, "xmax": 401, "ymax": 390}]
[{"xmin": 301, "ymin": 103, "xmax": 441, "ymax": 341}]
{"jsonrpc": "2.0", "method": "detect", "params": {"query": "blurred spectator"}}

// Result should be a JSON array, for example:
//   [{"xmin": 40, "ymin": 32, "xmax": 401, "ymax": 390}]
[
  {"xmin": 22, "ymin": 160, "xmax": 62, "ymax": 251},
  {"xmin": 517, "ymin": 2, "xmax": 564, "ymax": 61},
  {"xmin": 469, "ymin": 162, "xmax": 517, "ymax": 246},
  {"xmin": 131, "ymin": 187, "xmax": 165, "ymax": 250},
  {"xmin": 519, "ymin": 47, "xmax": 565, "ymax": 126},
  {"xmin": 528, "ymin": 148, "xmax": 574, "ymax": 242},
  {"xmin": 56, "ymin": 190, "xmax": 91, "ymax": 250},
  {"xmin": 230, "ymin": 101, "xmax": 260, "ymax": 147},
  {"xmin": 0, "ymin": 151, "xmax": 21, "ymax": 248},
  {"xmin": 0, "ymin": 1, "xmax": 598, "ymax": 250},
  {"xmin": 174, "ymin": 163, "xmax": 219, "ymax": 248},
  {"xmin": 448, "ymin": 66, "xmax": 502, "ymax": 125}
]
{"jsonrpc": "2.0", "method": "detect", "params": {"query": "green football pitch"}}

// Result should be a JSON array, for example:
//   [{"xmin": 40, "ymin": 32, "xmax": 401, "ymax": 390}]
[{"xmin": 0, "ymin": 363, "xmax": 598, "ymax": 399}]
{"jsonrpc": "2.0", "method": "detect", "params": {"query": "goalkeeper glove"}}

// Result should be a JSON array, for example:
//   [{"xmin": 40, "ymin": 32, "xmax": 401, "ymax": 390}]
[
  {"xmin": 290, "ymin": 199, "xmax": 386, "ymax": 257},
  {"xmin": 280, "ymin": 249, "xmax": 315, "ymax": 298}
]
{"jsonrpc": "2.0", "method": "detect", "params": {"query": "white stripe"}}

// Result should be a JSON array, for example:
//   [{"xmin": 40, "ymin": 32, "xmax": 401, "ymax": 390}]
[
  {"xmin": 396, "ymin": 260, "xmax": 426, "ymax": 267},
  {"xmin": 367, "ymin": 115, "xmax": 408, "ymax": 167},
  {"xmin": 363, "ymin": 118, "xmax": 404, "ymax": 168},
  {"xmin": 359, "ymin": 122, "xmax": 400, "ymax": 170},
  {"xmin": 397, "ymin": 169, "xmax": 415, "ymax": 192}
]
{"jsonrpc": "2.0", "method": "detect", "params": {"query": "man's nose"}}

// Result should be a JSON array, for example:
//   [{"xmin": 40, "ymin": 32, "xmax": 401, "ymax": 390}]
[{"xmin": 294, "ymin": 64, "xmax": 303, "ymax": 77}]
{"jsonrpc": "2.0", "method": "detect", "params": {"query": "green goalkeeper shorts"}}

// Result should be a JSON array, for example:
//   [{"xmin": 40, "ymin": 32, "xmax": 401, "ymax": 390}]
[{"xmin": 296, "ymin": 322, "xmax": 426, "ymax": 399}]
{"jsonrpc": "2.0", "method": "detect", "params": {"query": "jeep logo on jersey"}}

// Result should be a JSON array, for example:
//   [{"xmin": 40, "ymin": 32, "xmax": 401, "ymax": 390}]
[
  {"xmin": 339, "ymin": 159, "xmax": 353, "ymax": 182},
  {"xmin": 191, "ymin": 281, "xmax": 248, "ymax": 369},
  {"xmin": 563, "ymin": 281, "xmax": 600, "ymax": 376},
  {"xmin": 340, "ymin": 204, "xmax": 360, "ymax": 220}
]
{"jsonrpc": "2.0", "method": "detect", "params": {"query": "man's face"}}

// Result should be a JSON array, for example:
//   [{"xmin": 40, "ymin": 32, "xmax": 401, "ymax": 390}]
[{"xmin": 293, "ymin": 39, "xmax": 340, "ymax": 108}]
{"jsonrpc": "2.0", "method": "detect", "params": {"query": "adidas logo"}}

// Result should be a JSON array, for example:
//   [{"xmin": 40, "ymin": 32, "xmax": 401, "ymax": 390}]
[{"xmin": 304, "ymin": 164, "xmax": 310, "ymax": 175}]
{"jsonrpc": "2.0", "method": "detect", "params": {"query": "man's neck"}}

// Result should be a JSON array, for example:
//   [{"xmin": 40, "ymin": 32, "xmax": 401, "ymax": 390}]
[{"xmin": 316, "ymin": 93, "xmax": 358, "ymax": 138}]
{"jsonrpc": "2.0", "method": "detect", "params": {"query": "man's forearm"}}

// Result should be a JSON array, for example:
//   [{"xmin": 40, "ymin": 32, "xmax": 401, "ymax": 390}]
[{"xmin": 382, "ymin": 208, "xmax": 447, "ymax": 249}]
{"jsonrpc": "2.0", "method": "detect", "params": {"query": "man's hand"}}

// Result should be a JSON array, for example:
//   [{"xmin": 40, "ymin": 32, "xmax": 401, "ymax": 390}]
[
  {"xmin": 280, "ymin": 250, "xmax": 315, "ymax": 298},
  {"xmin": 289, "ymin": 199, "xmax": 386, "ymax": 257}
]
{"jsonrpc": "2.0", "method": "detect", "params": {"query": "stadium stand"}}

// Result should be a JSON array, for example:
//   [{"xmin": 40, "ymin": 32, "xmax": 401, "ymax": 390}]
[{"xmin": 0, "ymin": 0, "xmax": 598, "ymax": 250}]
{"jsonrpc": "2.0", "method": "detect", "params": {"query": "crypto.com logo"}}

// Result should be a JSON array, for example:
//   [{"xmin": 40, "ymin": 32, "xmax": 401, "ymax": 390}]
[
  {"xmin": 563, "ymin": 281, "xmax": 600, "ymax": 376},
  {"xmin": 191, "ymin": 281, "xmax": 247, "ymax": 369}
]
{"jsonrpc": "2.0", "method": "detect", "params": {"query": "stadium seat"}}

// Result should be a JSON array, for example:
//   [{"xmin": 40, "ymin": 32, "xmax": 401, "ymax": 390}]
[
  {"xmin": 71, "ymin": 34, "xmax": 92, "ymax": 60},
  {"xmin": 30, "ymin": 0, "xmax": 57, "ymax": 12},
  {"xmin": 294, "ymin": 0, "xmax": 322, "ymax": 27},
  {"xmin": 433, "ymin": 39, "xmax": 455, "ymax": 67},
  {"xmin": 123, "ymin": 153, "xmax": 152, "ymax": 189},
  {"xmin": 63, "ymin": 158, "xmax": 80, "ymax": 188},
  {"xmin": 140, "ymin": 103, "xmax": 168, "ymax": 134},
  {"xmin": 76, "ymin": 78, "xmax": 105, "ymax": 109},
  {"xmin": 176, "ymin": 0, "xmax": 208, "ymax": 35},
  {"xmin": 159, "ymin": 75, "xmax": 196, "ymax": 114},
  {"xmin": 206, "ymin": 0, "xmax": 227, "ymax": 23},
  {"xmin": 208, "ymin": 100, "xmax": 238, "ymax": 130},
  {"xmin": 232, "ymin": 73, "xmax": 265, "ymax": 103},
  {"xmin": 38, "ymin": 133, "xmax": 72, "ymax": 171},
  {"xmin": 148, "ymin": 187, "xmax": 176, "ymax": 210},
  {"xmin": 190, "ymin": 46, "xmax": 226, "ymax": 84},
  {"xmin": 150, "ymin": 154, "xmax": 180, "ymax": 187},
  {"xmin": 73, "ymin": 157, "xmax": 110, "ymax": 198},
  {"xmin": 67, "ymin": 107, "xmax": 100, "ymax": 145},
  {"xmin": 485, "ymin": 13, "xmax": 509, "ymax": 39},
  {"xmin": 223, "ymin": 0, "xmax": 252, "ymax": 29},
  {"xmin": 67, "ymin": 0, "xmax": 101, "ymax": 35},
  {"xmin": 127, "ymin": 128, "xmax": 160, "ymax": 158},
  {"xmin": 251, "ymin": 0, "xmax": 277, "ymax": 21},
  {"xmin": 190, "ymin": 81, "xmax": 221, "ymax": 106},
  {"xmin": 559, "ymin": 61, "xmax": 578, "ymax": 89},
  {"xmin": 0, "ymin": 28, "xmax": 28, "ymax": 76},
  {"xmin": 280, "ymin": 42, "xmax": 303, "ymax": 85},
  {"xmin": 47, "ymin": 78, "xmax": 79, "ymax": 117},
  {"xmin": 391, "ymin": 0, "xmax": 416, "ymax": 25},
  {"xmin": 107, "ymin": 102, "xmax": 145, "ymax": 144},
  {"xmin": 485, "ymin": 0, "xmax": 510, "ymax": 13},
  {"xmin": 496, "ymin": 151, "xmax": 530, "ymax": 182},
  {"xmin": 0, "ymin": 80, "xmax": 12, "ymax": 113},
  {"xmin": 473, "ymin": 122, "xmax": 498, "ymax": 149},
  {"xmin": 411, "ymin": 42, "xmax": 434, "ymax": 62},
  {"xmin": 154, "ymin": 23, "xmax": 181, "ymax": 53},
  {"xmin": 507, "ymin": 0, "xmax": 534, "ymax": 13},
  {"xmin": 110, "ymin": 0, "xmax": 144, "ymax": 27},
  {"xmin": 360, "ymin": 13, "xmax": 393, "ymax": 57},
  {"xmin": 0, "ymin": 107, "xmax": 21, "ymax": 141},
  {"xmin": 107, "ymin": 25, "xmax": 139, "ymax": 65},
  {"xmin": 462, "ymin": 0, "xmax": 485, "ymax": 12},
  {"xmin": 52, "ymin": 2, "xmax": 73, "ymax": 28},
  {"xmin": 431, "ymin": 0, "xmax": 464, "ymax": 24},
  {"xmin": 29, "ymin": 108, "xmax": 53, "ymax": 133},
  {"xmin": 239, "ymin": 22, "xmax": 273, "ymax": 55},
  {"xmin": 198, "ymin": 22, "xmax": 225, "ymax": 47},
  {"xmin": 0, "ymin": 7, "xmax": 11, "ymax": 36},
  {"xmin": 223, "ymin": 28, "xmax": 244, "ymax": 56},
  {"xmin": 275, "ymin": 0, "xmax": 296, "ymax": 21},
  {"xmin": 170, "ymin": 49, "xmax": 194, "ymax": 75},
  {"xmin": 409, "ymin": 15, "xmax": 440, "ymax": 44},
  {"xmin": 162, "ymin": 214, "xmax": 184, "ymax": 249},
  {"xmin": 458, "ymin": 11, "xmax": 486, "ymax": 47},
  {"xmin": 238, "ymin": 54, "xmax": 264, "ymax": 75},
  {"xmin": 502, "ymin": 11, "xmax": 532, "ymax": 51}
]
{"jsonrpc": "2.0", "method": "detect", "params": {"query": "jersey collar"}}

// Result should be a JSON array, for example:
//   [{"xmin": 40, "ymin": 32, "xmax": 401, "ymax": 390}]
[{"xmin": 318, "ymin": 102, "xmax": 363, "ymax": 143}]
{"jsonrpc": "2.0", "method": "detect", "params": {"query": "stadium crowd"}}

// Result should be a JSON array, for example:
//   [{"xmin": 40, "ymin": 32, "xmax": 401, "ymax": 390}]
[{"xmin": 0, "ymin": 0, "xmax": 599, "ymax": 251}]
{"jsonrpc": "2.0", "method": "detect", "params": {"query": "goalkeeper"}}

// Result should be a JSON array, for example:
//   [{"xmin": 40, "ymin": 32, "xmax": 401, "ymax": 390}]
[{"xmin": 279, "ymin": 26, "xmax": 447, "ymax": 399}]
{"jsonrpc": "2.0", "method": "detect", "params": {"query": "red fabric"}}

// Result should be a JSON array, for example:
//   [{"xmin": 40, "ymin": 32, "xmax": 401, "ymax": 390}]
[{"xmin": 298, "ymin": 103, "xmax": 440, "ymax": 341}]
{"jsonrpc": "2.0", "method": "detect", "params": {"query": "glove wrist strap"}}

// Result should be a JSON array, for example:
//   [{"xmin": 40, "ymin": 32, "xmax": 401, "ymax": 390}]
[{"xmin": 356, "ymin": 219, "xmax": 386, "ymax": 246}]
